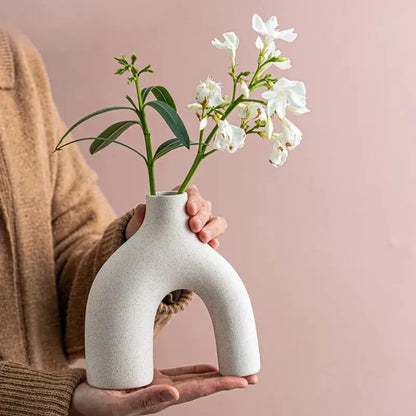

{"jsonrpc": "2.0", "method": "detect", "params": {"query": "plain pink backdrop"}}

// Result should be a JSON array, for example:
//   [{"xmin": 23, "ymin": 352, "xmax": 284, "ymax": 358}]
[{"xmin": 1, "ymin": 0, "xmax": 416, "ymax": 414}]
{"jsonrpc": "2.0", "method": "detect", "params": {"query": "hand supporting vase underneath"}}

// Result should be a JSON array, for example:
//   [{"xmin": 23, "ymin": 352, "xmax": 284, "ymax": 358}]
[{"xmin": 85, "ymin": 191, "xmax": 261, "ymax": 389}]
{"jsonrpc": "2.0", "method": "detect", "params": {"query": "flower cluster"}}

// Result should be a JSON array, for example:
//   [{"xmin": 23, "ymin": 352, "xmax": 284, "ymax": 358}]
[{"xmin": 186, "ymin": 13, "xmax": 309, "ymax": 167}]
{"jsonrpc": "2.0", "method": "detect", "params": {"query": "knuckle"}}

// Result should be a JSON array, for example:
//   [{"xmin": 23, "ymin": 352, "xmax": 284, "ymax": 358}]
[
  {"xmin": 140, "ymin": 395, "xmax": 157, "ymax": 409},
  {"xmin": 187, "ymin": 183, "xmax": 198, "ymax": 191}
]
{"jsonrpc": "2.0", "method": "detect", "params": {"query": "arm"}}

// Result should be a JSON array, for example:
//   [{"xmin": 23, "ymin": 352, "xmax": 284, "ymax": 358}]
[{"xmin": 0, "ymin": 361, "xmax": 85, "ymax": 415}]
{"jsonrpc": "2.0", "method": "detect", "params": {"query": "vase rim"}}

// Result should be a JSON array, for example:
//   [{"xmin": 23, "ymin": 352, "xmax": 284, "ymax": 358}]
[{"xmin": 146, "ymin": 191, "xmax": 186, "ymax": 198}]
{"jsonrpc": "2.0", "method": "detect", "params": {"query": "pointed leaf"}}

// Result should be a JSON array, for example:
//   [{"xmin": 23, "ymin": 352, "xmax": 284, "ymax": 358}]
[
  {"xmin": 125, "ymin": 95, "xmax": 140, "ymax": 114},
  {"xmin": 150, "ymin": 86, "xmax": 176, "ymax": 110},
  {"xmin": 56, "ymin": 106, "xmax": 136, "ymax": 149},
  {"xmin": 154, "ymin": 140, "xmax": 202, "ymax": 160},
  {"xmin": 89, "ymin": 120, "xmax": 139, "ymax": 154},
  {"xmin": 141, "ymin": 87, "xmax": 153, "ymax": 103},
  {"xmin": 141, "ymin": 85, "xmax": 176, "ymax": 110},
  {"xmin": 146, "ymin": 101, "xmax": 190, "ymax": 148},
  {"xmin": 154, "ymin": 138, "xmax": 184, "ymax": 160}
]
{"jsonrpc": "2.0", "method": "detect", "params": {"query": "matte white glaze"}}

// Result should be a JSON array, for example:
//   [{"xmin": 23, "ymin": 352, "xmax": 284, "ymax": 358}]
[{"xmin": 85, "ymin": 191, "xmax": 261, "ymax": 389}]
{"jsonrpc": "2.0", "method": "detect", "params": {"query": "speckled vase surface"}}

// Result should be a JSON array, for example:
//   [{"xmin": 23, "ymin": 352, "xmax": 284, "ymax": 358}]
[{"xmin": 85, "ymin": 191, "xmax": 261, "ymax": 389}]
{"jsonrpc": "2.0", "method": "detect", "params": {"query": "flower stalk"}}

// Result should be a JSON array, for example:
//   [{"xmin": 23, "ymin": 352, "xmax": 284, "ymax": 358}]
[
  {"xmin": 134, "ymin": 76, "xmax": 156, "ymax": 195},
  {"xmin": 54, "ymin": 13, "xmax": 308, "ymax": 197}
]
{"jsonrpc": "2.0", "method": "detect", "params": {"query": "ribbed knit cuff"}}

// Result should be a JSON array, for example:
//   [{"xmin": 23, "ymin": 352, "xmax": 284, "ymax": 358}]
[
  {"xmin": 0, "ymin": 362, "xmax": 85, "ymax": 416},
  {"xmin": 0, "ymin": 30, "xmax": 15, "ymax": 89},
  {"xmin": 158, "ymin": 289, "xmax": 193, "ymax": 315}
]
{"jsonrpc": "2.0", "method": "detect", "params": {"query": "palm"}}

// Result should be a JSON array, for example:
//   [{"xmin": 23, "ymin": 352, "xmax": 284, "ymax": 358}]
[
  {"xmin": 73, "ymin": 364, "xmax": 257, "ymax": 415},
  {"xmin": 120, "ymin": 365, "xmax": 257, "ymax": 412}
]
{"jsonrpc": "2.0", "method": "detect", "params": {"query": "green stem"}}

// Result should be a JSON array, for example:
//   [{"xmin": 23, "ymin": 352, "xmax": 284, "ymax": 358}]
[
  {"xmin": 177, "ymin": 95, "xmax": 244, "ymax": 193},
  {"xmin": 241, "ymin": 98, "xmax": 267, "ymax": 105},
  {"xmin": 203, "ymin": 95, "xmax": 244, "ymax": 147},
  {"xmin": 231, "ymin": 77, "xmax": 237, "ymax": 102},
  {"xmin": 198, "ymin": 108, "xmax": 205, "ymax": 153},
  {"xmin": 177, "ymin": 154, "xmax": 203, "ymax": 193},
  {"xmin": 203, "ymin": 149, "xmax": 217, "ymax": 158},
  {"xmin": 135, "ymin": 77, "xmax": 156, "ymax": 194}
]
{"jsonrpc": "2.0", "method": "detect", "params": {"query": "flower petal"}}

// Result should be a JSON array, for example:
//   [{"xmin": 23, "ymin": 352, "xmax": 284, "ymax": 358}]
[
  {"xmin": 199, "ymin": 117, "xmax": 208, "ymax": 131},
  {"xmin": 269, "ymin": 140, "xmax": 288, "ymax": 167},
  {"xmin": 276, "ymin": 28, "xmax": 297, "ymax": 42},
  {"xmin": 252, "ymin": 13, "xmax": 266, "ymax": 34},
  {"xmin": 255, "ymin": 36, "xmax": 264, "ymax": 50},
  {"xmin": 274, "ymin": 59, "xmax": 291, "ymax": 70}
]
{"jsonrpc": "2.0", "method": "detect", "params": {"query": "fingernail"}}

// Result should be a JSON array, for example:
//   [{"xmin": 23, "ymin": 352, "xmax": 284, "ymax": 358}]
[
  {"xmin": 203, "ymin": 230, "xmax": 211, "ymax": 241},
  {"xmin": 160, "ymin": 391, "xmax": 176, "ymax": 402},
  {"xmin": 194, "ymin": 218, "xmax": 202, "ymax": 229}
]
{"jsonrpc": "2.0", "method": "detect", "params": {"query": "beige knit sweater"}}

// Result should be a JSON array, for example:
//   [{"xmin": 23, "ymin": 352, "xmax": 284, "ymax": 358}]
[{"xmin": 0, "ymin": 29, "xmax": 192, "ymax": 415}]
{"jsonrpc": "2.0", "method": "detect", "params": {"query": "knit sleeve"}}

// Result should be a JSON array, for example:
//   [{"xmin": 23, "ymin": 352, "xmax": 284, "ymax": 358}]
[
  {"xmin": 51, "ymin": 116, "xmax": 193, "ymax": 360},
  {"xmin": 0, "ymin": 361, "xmax": 85, "ymax": 416}
]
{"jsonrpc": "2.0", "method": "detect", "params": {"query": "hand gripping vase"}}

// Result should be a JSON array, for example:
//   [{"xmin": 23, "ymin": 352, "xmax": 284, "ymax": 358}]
[{"xmin": 85, "ymin": 191, "xmax": 261, "ymax": 389}]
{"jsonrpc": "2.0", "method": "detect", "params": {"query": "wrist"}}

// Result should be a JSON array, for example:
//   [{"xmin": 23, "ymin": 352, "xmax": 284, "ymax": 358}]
[{"xmin": 69, "ymin": 383, "xmax": 83, "ymax": 416}]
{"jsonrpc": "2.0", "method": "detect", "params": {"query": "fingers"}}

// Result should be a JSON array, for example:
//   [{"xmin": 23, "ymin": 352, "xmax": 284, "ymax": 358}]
[
  {"xmin": 170, "ymin": 371, "xmax": 220, "ymax": 382},
  {"xmin": 173, "ymin": 376, "xmax": 248, "ymax": 405},
  {"xmin": 198, "ymin": 216, "xmax": 228, "ymax": 243},
  {"xmin": 185, "ymin": 184, "xmax": 203, "ymax": 216},
  {"xmin": 208, "ymin": 238, "xmax": 220, "ymax": 249},
  {"xmin": 171, "ymin": 184, "xmax": 227, "ymax": 249},
  {"xmin": 160, "ymin": 364, "xmax": 218, "ymax": 377},
  {"xmin": 189, "ymin": 199, "xmax": 212, "ymax": 233},
  {"xmin": 126, "ymin": 384, "xmax": 179, "ymax": 411},
  {"xmin": 244, "ymin": 374, "xmax": 259, "ymax": 385}
]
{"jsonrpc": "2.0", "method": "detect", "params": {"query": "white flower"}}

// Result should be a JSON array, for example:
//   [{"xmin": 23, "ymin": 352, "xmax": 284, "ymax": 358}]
[
  {"xmin": 268, "ymin": 133, "xmax": 288, "ymax": 167},
  {"xmin": 240, "ymin": 80, "xmax": 250, "ymax": 98},
  {"xmin": 199, "ymin": 117, "xmax": 208, "ymax": 131},
  {"xmin": 196, "ymin": 78, "xmax": 224, "ymax": 107},
  {"xmin": 186, "ymin": 102, "xmax": 203, "ymax": 112},
  {"xmin": 265, "ymin": 117, "xmax": 273, "ymax": 139},
  {"xmin": 252, "ymin": 13, "xmax": 297, "ymax": 47},
  {"xmin": 212, "ymin": 32, "xmax": 239, "ymax": 65},
  {"xmin": 281, "ymin": 117, "xmax": 302, "ymax": 149},
  {"xmin": 213, "ymin": 120, "xmax": 246, "ymax": 153},
  {"xmin": 255, "ymin": 39, "xmax": 291, "ymax": 71},
  {"xmin": 255, "ymin": 38, "xmax": 291, "ymax": 72},
  {"xmin": 261, "ymin": 77, "xmax": 309, "ymax": 118},
  {"xmin": 237, "ymin": 103, "xmax": 266, "ymax": 123}
]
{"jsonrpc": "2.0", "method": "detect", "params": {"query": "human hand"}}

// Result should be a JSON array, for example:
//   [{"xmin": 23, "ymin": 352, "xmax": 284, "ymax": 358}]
[
  {"xmin": 125, "ymin": 184, "xmax": 228, "ymax": 250},
  {"xmin": 70, "ymin": 364, "xmax": 258, "ymax": 415}
]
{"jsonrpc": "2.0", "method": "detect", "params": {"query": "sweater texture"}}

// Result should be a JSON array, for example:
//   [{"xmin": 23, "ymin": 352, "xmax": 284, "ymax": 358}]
[{"xmin": 0, "ymin": 28, "xmax": 192, "ymax": 415}]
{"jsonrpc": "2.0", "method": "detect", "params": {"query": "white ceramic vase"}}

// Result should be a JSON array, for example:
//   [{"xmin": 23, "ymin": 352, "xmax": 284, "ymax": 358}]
[{"xmin": 85, "ymin": 191, "xmax": 261, "ymax": 389}]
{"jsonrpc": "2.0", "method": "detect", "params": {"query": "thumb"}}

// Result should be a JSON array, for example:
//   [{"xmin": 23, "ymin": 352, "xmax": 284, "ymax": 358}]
[
  {"xmin": 126, "ymin": 385, "xmax": 179, "ymax": 410},
  {"xmin": 134, "ymin": 203, "xmax": 146, "ymax": 227},
  {"xmin": 125, "ymin": 204, "xmax": 146, "ymax": 240}
]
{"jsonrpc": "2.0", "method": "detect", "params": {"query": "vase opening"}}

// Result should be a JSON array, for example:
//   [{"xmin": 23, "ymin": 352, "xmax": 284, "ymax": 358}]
[{"xmin": 147, "ymin": 191, "xmax": 183, "ymax": 198}]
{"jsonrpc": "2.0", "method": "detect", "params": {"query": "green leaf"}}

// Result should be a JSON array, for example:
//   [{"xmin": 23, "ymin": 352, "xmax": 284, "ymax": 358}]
[
  {"xmin": 141, "ymin": 86, "xmax": 176, "ymax": 110},
  {"xmin": 153, "ymin": 138, "xmax": 184, "ymax": 160},
  {"xmin": 154, "ymin": 140, "xmax": 202, "ymax": 160},
  {"xmin": 141, "ymin": 86, "xmax": 153, "ymax": 103},
  {"xmin": 146, "ymin": 101, "xmax": 190, "ymax": 148},
  {"xmin": 56, "ymin": 106, "xmax": 136, "ymax": 149},
  {"xmin": 125, "ymin": 95, "xmax": 140, "ymax": 114},
  {"xmin": 89, "ymin": 120, "xmax": 139, "ymax": 154},
  {"xmin": 114, "ymin": 67, "xmax": 127, "ymax": 75}
]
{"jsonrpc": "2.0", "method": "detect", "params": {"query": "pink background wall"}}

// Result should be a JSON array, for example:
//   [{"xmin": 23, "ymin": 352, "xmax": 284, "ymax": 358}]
[{"xmin": 1, "ymin": 0, "xmax": 416, "ymax": 414}]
